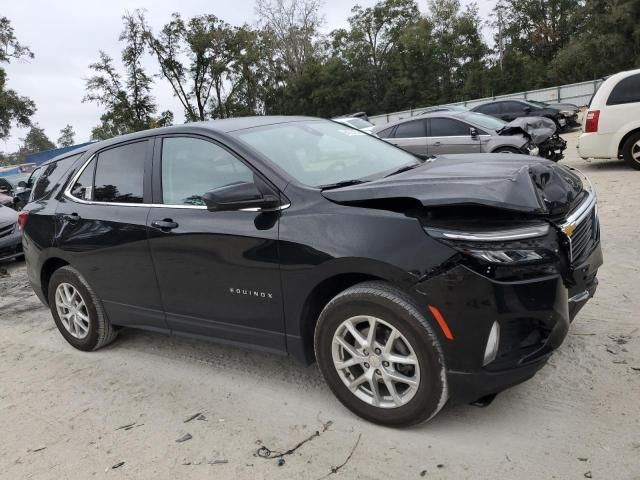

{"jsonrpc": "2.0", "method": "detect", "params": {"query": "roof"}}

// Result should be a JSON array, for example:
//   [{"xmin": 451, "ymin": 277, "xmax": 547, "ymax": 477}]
[{"xmin": 24, "ymin": 142, "xmax": 95, "ymax": 166}]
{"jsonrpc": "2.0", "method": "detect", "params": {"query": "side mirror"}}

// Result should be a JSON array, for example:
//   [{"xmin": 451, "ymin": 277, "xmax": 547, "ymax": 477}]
[
  {"xmin": 202, "ymin": 182, "xmax": 281, "ymax": 212},
  {"xmin": 17, "ymin": 181, "xmax": 27, "ymax": 188},
  {"xmin": 470, "ymin": 127, "xmax": 478, "ymax": 137}
]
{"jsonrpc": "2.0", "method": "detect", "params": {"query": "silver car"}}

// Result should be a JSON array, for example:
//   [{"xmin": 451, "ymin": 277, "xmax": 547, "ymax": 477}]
[
  {"xmin": 0, "ymin": 204, "xmax": 22, "ymax": 262},
  {"xmin": 373, "ymin": 111, "xmax": 539, "ymax": 158}
]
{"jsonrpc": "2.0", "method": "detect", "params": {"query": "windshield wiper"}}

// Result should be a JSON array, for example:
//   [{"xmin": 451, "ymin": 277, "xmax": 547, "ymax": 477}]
[
  {"xmin": 319, "ymin": 179, "xmax": 369, "ymax": 190},
  {"xmin": 383, "ymin": 162, "xmax": 423, "ymax": 178}
]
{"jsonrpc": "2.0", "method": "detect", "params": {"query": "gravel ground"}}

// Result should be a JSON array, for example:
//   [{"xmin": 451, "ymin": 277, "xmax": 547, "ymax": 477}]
[{"xmin": 1, "ymin": 130, "xmax": 639, "ymax": 480}]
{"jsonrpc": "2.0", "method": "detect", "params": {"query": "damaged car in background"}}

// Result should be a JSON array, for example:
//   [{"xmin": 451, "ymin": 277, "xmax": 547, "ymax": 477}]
[
  {"xmin": 21, "ymin": 117, "xmax": 601, "ymax": 426},
  {"xmin": 373, "ymin": 111, "xmax": 566, "ymax": 161},
  {"xmin": 0, "ymin": 204, "xmax": 22, "ymax": 262}
]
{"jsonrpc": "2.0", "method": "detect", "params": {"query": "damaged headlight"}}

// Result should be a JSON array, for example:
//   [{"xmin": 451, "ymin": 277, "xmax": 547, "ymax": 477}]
[{"xmin": 425, "ymin": 223, "xmax": 556, "ymax": 265}]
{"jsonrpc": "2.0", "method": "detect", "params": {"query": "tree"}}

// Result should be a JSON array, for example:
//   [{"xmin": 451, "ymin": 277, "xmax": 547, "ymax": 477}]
[
  {"xmin": 255, "ymin": 0, "xmax": 324, "ymax": 75},
  {"xmin": 11, "ymin": 124, "xmax": 55, "ymax": 162},
  {"xmin": 0, "ymin": 17, "xmax": 36, "ymax": 141},
  {"xmin": 57, "ymin": 124, "xmax": 75, "ymax": 147},
  {"xmin": 84, "ymin": 14, "xmax": 172, "ymax": 140}
]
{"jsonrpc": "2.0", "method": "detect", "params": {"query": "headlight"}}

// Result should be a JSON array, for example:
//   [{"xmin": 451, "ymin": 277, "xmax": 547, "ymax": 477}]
[
  {"xmin": 424, "ymin": 223, "xmax": 556, "ymax": 265},
  {"xmin": 560, "ymin": 110, "xmax": 575, "ymax": 117}
]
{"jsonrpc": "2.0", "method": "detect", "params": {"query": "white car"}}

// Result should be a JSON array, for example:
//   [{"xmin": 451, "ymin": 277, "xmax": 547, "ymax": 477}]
[
  {"xmin": 578, "ymin": 68, "xmax": 640, "ymax": 169},
  {"xmin": 332, "ymin": 117, "xmax": 376, "ymax": 135}
]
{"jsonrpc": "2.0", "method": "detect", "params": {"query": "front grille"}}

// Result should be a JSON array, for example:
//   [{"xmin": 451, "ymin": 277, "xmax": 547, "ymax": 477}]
[
  {"xmin": 561, "ymin": 197, "xmax": 599, "ymax": 263},
  {"xmin": 0, "ymin": 223, "xmax": 16, "ymax": 239}
]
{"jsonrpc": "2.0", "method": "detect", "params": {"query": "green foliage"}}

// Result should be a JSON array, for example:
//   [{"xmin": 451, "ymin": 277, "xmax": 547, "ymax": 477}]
[
  {"xmin": 0, "ymin": 17, "xmax": 36, "ymax": 141},
  {"xmin": 84, "ymin": 14, "xmax": 173, "ymax": 140},
  {"xmin": 57, "ymin": 124, "xmax": 76, "ymax": 147}
]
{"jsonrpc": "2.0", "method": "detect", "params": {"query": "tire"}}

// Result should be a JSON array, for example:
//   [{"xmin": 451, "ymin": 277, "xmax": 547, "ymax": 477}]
[
  {"xmin": 314, "ymin": 281, "xmax": 447, "ymax": 426},
  {"xmin": 493, "ymin": 147, "xmax": 520, "ymax": 154},
  {"xmin": 622, "ymin": 131, "xmax": 640, "ymax": 170},
  {"xmin": 48, "ymin": 266, "xmax": 118, "ymax": 351}
]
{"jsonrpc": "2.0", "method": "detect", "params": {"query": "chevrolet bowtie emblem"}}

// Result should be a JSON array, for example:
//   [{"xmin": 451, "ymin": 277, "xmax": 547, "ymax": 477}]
[{"xmin": 562, "ymin": 223, "xmax": 577, "ymax": 237}]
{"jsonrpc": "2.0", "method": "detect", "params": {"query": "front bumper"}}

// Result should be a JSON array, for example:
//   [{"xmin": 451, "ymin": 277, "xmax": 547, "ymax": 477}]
[
  {"xmin": 411, "ymin": 242, "xmax": 602, "ymax": 404},
  {"xmin": 0, "ymin": 225, "xmax": 22, "ymax": 262}
]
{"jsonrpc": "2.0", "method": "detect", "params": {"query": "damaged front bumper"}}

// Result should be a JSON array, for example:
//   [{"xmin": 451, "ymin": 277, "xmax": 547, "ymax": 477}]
[
  {"xmin": 410, "ymin": 237, "xmax": 601, "ymax": 404},
  {"xmin": 0, "ymin": 223, "xmax": 22, "ymax": 262}
]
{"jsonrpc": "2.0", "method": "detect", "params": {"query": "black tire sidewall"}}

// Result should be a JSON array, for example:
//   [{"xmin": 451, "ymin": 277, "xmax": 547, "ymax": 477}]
[
  {"xmin": 623, "ymin": 132, "xmax": 640, "ymax": 170},
  {"xmin": 316, "ymin": 291, "xmax": 446, "ymax": 427},
  {"xmin": 48, "ymin": 268, "xmax": 102, "ymax": 351}
]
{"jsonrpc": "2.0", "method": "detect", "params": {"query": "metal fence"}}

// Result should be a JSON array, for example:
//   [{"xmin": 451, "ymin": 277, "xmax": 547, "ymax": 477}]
[{"xmin": 368, "ymin": 78, "xmax": 603, "ymax": 126}]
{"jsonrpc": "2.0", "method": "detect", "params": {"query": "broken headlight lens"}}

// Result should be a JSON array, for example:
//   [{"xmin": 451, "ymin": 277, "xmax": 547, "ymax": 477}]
[{"xmin": 425, "ymin": 223, "xmax": 555, "ymax": 265}]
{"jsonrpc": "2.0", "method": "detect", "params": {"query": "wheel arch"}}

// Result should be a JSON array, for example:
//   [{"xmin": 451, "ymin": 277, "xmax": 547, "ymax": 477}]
[
  {"xmin": 618, "ymin": 127, "xmax": 640, "ymax": 157},
  {"xmin": 40, "ymin": 257, "xmax": 70, "ymax": 305}
]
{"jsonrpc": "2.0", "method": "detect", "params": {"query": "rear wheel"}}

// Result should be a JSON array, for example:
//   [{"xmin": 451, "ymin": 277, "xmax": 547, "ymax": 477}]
[
  {"xmin": 48, "ymin": 266, "xmax": 118, "ymax": 351},
  {"xmin": 314, "ymin": 281, "xmax": 447, "ymax": 426},
  {"xmin": 622, "ymin": 131, "xmax": 640, "ymax": 170}
]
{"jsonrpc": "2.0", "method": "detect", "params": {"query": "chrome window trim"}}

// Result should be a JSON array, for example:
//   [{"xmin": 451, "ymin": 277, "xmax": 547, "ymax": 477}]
[{"xmin": 64, "ymin": 153, "xmax": 290, "ymax": 212}]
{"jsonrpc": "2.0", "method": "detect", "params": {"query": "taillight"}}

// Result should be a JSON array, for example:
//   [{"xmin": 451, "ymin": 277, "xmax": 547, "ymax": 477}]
[
  {"xmin": 17, "ymin": 210, "xmax": 28, "ymax": 230},
  {"xmin": 585, "ymin": 110, "xmax": 600, "ymax": 133}
]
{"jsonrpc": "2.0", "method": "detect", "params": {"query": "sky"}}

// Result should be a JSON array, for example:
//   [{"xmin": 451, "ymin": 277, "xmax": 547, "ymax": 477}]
[{"xmin": 1, "ymin": 0, "xmax": 494, "ymax": 153}]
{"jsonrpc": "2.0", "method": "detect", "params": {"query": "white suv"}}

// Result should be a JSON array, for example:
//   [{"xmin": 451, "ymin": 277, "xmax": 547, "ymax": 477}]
[{"xmin": 578, "ymin": 68, "xmax": 640, "ymax": 169}]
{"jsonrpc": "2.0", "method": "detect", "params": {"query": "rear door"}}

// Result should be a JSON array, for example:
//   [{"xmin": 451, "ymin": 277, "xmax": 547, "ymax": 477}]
[
  {"xmin": 55, "ymin": 139, "xmax": 167, "ymax": 331},
  {"xmin": 146, "ymin": 135, "xmax": 285, "ymax": 353},
  {"xmin": 385, "ymin": 119, "xmax": 428, "ymax": 157},
  {"xmin": 426, "ymin": 117, "xmax": 482, "ymax": 155},
  {"xmin": 500, "ymin": 101, "xmax": 527, "ymax": 121}
]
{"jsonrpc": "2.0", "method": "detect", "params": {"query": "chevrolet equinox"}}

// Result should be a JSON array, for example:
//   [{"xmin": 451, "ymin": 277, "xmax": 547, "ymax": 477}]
[{"xmin": 21, "ymin": 117, "xmax": 602, "ymax": 426}]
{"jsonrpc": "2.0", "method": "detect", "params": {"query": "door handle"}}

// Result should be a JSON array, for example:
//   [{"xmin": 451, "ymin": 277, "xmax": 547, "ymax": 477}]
[
  {"xmin": 151, "ymin": 219, "xmax": 179, "ymax": 231},
  {"xmin": 433, "ymin": 141, "xmax": 441, "ymax": 146},
  {"xmin": 63, "ymin": 213, "xmax": 81, "ymax": 223}
]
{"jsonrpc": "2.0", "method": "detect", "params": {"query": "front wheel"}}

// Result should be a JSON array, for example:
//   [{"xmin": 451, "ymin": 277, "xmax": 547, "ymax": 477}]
[
  {"xmin": 622, "ymin": 131, "xmax": 640, "ymax": 170},
  {"xmin": 314, "ymin": 281, "xmax": 448, "ymax": 426}
]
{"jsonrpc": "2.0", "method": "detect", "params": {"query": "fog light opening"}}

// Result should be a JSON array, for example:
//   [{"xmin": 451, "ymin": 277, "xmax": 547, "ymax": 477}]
[{"xmin": 483, "ymin": 321, "xmax": 500, "ymax": 366}]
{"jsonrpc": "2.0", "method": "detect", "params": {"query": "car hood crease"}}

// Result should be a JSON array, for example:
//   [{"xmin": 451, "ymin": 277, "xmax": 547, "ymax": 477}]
[{"xmin": 322, "ymin": 155, "xmax": 583, "ymax": 215}]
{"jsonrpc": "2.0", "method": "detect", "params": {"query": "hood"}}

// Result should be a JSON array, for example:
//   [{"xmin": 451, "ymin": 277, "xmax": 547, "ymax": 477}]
[
  {"xmin": 322, "ymin": 154, "xmax": 583, "ymax": 216},
  {"xmin": 497, "ymin": 116, "xmax": 557, "ymax": 144},
  {"xmin": 0, "ymin": 205, "xmax": 18, "ymax": 227}
]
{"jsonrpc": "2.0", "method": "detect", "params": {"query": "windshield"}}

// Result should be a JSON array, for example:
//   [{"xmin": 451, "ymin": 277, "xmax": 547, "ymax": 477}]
[
  {"xmin": 463, "ymin": 112, "xmax": 507, "ymax": 130},
  {"xmin": 233, "ymin": 120, "xmax": 419, "ymax": 187},
  {"xmin": 344, "ymin": 118, "xmax": 373, "ymax": 129}
]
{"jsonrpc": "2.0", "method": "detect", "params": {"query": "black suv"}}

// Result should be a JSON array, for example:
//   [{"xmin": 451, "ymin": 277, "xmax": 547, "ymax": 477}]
[{"xmin": 21, "ymin": 117, "xmax": 602, "ymax": 426}]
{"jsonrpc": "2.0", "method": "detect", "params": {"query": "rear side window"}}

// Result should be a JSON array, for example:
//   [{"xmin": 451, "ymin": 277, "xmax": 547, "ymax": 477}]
[
  {"xmin": 429, "ymin": 118, "xmax": 471, "ymax": 137},
  {"xmin": 376, "ymin": 127, "xmax": 394, "ymax": 138},
  {"xmin": 607, "ymin": 74, "xmax": 640, "ymax": 105},
  {"xmin": 161, "ymin": 137, "xmax": 253, "ymax": 206},
  {"xmin": 31, "ymin": 153, "xmax": 83, "ymax": 202},
  {"xmin": 393, "ymin": 120, "xmax": 426, "ymax": 138},
  {"xmin": 476, "ymin": 103, "xmax": 500, "ymax": 115},
  {"xmin": 502, "ymin": 101, "xmax": 525, "ymax": 113},
  {"xmin": 70, "ymin": 159, "xmax": 96, "ymax": 200},
  {"xmin": 93, "ymin": 142, "xmax": 147, "ymax": 203}
]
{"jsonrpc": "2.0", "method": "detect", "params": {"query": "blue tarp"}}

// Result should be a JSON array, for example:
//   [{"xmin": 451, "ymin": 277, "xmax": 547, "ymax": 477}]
[{"xmin": 24, "ymin": 142, "xmax": 95, "ymax": 166}]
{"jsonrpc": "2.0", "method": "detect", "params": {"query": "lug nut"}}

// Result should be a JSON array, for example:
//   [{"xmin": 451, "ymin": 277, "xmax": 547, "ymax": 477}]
[
  {"xmin": 363, "ymin": 349, "xmax": 368, "ymax": 355},
  {"xmin": 383, "ymin": 361, "xmax": 389, "ymax": 367},
  {"xmin": 374, "ymin": 348, "xmax": 381, "ymax": 355},
  {"xmin": 375, "ymin": 369, "xmax": 381, "ymax": 375},
  {"xmin": 364, "ymin": 362, "xmax": 370, "ymax": 369}
]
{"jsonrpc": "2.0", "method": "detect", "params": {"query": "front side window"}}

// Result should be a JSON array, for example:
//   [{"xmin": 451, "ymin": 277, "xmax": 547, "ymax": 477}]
[
  {"xmin": 0, "ymin": 178, "xmax": 12, "ymax": 194},
  {"xmin": 161, "ymin": 137, "xmax": 254, "ymax": 206},
  {"xmin": 607, "ymin": 74, "xmax": 640, "ymax": 105},
  {"xmin": 93, "ymin": 142, "xmax": 147, "ymax": 203},
  {"xmin": 232, "ymin": 120, "xmax": 419, "ymax": 187},
  {"xmin": 429, "ymin": 118, "xmax": 471, "ymax": 137}
]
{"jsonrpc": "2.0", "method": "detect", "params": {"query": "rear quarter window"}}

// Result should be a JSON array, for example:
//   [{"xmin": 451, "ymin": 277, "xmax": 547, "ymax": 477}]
[
  {"xmin": 31, "ymin": 153, "xmax": 84, "ymax": 202},
  {"xmin": 607, "ymin": 74, "xmax": 640, "ymax": 105}
]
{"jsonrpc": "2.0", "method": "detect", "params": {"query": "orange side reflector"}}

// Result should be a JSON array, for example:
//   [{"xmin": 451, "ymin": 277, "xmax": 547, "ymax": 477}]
[{"xmin": 428, "ymin": 305, "xmax": 454, "ymax": 340}]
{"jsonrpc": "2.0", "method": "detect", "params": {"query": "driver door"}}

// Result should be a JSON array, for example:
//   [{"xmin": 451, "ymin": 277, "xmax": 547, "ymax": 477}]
[{"xmin": 146, "ymin": 135, "xmax": 286, "ymax": 353}]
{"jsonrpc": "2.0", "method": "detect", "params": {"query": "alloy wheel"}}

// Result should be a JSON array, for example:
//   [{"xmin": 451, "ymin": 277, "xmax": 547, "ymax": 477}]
[
  {"xmin": 331, "ymin": 315, "xmax": 420, "ymax": 408},
  {"xmin": 632, "ymin": 140, "xmax": 640, "ymax": 164},
  {"xmin": 55, "ymin": 282, "xmax": 90, "ymax": 339}
]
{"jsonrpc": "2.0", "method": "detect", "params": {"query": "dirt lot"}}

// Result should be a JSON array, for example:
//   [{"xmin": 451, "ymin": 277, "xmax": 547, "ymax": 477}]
[{"xmin": 1, "ymin": 130, "xmax": 639, "ymax": 480}]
